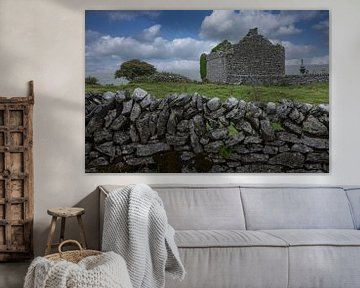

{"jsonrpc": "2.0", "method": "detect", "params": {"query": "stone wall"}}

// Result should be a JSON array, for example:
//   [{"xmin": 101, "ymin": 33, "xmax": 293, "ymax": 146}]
[
  {"xmin": 206, "ymin": 52, "xmax": 228, "ymax": 84},
  {"xmin": 227, "ymin": 74, "xmax": 329, "ymax": 86},
  {"xmin": 85, "ymin": 88, "xmax": 329, "ymax": 173}
]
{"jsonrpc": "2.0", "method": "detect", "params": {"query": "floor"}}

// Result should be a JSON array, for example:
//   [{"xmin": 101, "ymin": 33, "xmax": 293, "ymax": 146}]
[{"xmin": 0, "ymin": 261, "xmax": 30, "ymax": 288}]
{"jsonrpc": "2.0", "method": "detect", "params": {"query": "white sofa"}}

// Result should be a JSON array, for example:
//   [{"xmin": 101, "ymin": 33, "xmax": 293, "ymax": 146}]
[{"xmin": 99, "ymin": 185, "xmax": 360, "ymax": 288}]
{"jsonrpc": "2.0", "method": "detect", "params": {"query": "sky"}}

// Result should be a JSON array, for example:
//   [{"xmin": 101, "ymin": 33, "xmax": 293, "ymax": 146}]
[{"xmin": 85, "ymin": 10, "xmax": 329, "ymax": 83}]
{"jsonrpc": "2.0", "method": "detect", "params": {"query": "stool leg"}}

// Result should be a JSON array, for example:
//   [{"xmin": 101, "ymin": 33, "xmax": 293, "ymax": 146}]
[
  {"xmin": 77, "ymin": 215, "xmax": 87, "ymax": 249},
  {"xmin": 45, "ymin": 216, "xmax": 57, "ymax": 255},
  {"xmin": 60, "ymin": 217, "xmax": 66, "ymax": 243}
]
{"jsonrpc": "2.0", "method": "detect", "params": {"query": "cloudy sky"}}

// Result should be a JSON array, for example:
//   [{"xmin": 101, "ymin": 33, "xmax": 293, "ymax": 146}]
[{"xmin": 85, "ymin": 10, "xmax": 329, "ymax": 83}]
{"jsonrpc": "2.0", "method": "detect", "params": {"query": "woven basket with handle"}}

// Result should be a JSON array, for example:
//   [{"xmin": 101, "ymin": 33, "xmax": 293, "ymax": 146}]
[{"xmin": 45, "ymin": 240, "xmax": 102, "ymax": 263}]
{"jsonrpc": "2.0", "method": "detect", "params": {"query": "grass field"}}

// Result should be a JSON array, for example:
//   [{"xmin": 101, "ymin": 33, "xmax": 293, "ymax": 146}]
[{"xmin": 86, "ymin": 82, "xmax": 329, "ymax": 104}]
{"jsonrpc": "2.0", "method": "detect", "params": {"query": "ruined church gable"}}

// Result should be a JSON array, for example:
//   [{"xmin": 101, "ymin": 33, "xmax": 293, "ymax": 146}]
[{"xmin": 206, "ymin": 28, "xmax": 285, "ymax": 83}]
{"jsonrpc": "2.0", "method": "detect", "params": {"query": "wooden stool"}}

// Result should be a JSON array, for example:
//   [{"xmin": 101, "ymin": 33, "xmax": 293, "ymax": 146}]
[{"xmin": 45, "ymin": 207, "xmax": 87, "ymax": 255}]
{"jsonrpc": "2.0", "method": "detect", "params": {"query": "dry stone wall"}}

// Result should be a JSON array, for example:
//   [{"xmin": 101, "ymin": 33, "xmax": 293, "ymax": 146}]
[
  {"xmin": 85, "ymin": 88, "xmax": 329, "ymax": 173},
  {"xmin": 227, "ymin": 74, "xmax": 329, "ymax": 86}
]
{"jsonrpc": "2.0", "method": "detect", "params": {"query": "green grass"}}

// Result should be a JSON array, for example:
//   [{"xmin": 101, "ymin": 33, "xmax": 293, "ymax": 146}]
[{"xmin": 86, "ymin": 82, "xmax": 329, "ymax": 104}]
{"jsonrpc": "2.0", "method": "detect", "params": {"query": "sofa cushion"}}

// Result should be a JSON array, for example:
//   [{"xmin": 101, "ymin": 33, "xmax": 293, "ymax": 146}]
[
  {"xmin": 154, "ymin": 186, "xmax": 246, "ymax": 230},
  {"xmin": 287, "ymin": 246, "xmax": 360, "ymax": 288},
  {"xmin": 345, "ymin": 188, "xmax": 360, "ymax": 229},
  {"xmin": 241, "ymin": 187, "xmax": 355, "ymax": 230},
  {"xmin": 175, "ymin": 230, "xmax": 287, "ymax": 248},
  {"xmin": 262, "ymin": 229, "xmax": 360, "ymax": 246},
  {"xmin": 165, "ymin": 246, "xmax": 288, "ymax": 288},
  {"xmin": 261, "ymin": 230, "xmax": 360, "ymax": 288},
  {"xmin": 100, "ymin": 185, "xmax": 246, "ymax": 230}
]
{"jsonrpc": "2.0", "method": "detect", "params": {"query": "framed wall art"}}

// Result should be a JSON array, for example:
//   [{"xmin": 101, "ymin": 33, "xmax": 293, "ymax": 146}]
[{"xmin": 85, "ymin": 10, "xmax": 329, "ymax": 173}]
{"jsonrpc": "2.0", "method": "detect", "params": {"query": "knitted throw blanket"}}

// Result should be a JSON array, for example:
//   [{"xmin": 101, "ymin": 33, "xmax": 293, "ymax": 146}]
[
  {"xmin": 24, "ymin": 251, "xmax": 133, "ymax": 288},
  {"xmin": 102, "ymin": 184, "xmax": 185, "ymax": 288}
]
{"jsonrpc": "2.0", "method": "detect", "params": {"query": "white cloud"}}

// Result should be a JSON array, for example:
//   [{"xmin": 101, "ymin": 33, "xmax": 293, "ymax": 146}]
[
  {"xmin": 279, "ymin": 10, "xmax": 321, "ymax": 22},
  {"xmin": 285, "ymin": 55, "xmax": 329, "ymax": 66},
  {"xmin": 281, "ymin": 41, "xmax": 314, "ymax": 59},
  {"xmin": 135, "ymin": 24, "xmax": 161, "ymax": 42},
  {"xmin": 313, "ymin": 20, "xmax": 329, "ymax": 34},
  {"xmin": 270, "ymin": 39, "xmax": 314, "ymax": 59},
  {"xmin": 309, "ymin": 55, "xmax": 329, "ymax": 65},
  {"xmin": 153, "ymin": 59, "xmax": 201, "ymax": 80},
  {"xmin": 276, "ymin": 25, "xmax": 302, "ymax": 36},
  {"xmin": 85, "ymin": 30, "xmax": 103, "ymax": 44},
  {"xmin": 200, "ymin": 10, "xmax": 305, "ymax": 42},
  {"xmin": 155, "ymin": 59, "xmax": 198, "ymax": 71},
  {"xmin": 85, "ymin": 26, "xmax": 216, "ymax": 82},
  {"xmin": 285, "ymin": 59, "xmax": 301, "ymax": 65},
  {"xmin": 109, "ymin": 11, "xmax": 160, "ymax": 22},
  {"xmin": 86, "ymin": 26, "xmax": 215, "ymax": 61}
]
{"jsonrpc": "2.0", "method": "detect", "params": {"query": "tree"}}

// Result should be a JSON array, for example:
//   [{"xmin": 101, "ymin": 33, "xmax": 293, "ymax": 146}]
[
  {"xmin": 200, "ymin": 53, "xmax": 207, "ymax": 81},
  {"xmin": 85, "ymin": 76, "xmax": 99, "ymax": 85},
  {"xmin": 115, "ymin": 59, "xmax": 157, "ymax": 81}
]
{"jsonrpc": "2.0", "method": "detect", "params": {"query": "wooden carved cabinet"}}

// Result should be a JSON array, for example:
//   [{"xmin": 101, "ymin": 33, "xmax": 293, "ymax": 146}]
[{"xmin": 0, "ymin": 81, "xmax": 34, "ymax": 261}]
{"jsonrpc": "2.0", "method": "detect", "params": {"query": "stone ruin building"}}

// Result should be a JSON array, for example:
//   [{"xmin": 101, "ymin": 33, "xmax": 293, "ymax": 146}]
[{"xmin": 206, "ymin": 28, "xmax": 285, "ymax": 84}]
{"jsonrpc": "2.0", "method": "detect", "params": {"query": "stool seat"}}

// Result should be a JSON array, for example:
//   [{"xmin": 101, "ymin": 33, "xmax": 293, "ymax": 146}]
[
  {"xmin": 45, "ymin": 207, "xmax": 87, "ymax": 255},
  {"xmin": 47, "ymin": 207, "xmax": 85, "ymax": 217}
]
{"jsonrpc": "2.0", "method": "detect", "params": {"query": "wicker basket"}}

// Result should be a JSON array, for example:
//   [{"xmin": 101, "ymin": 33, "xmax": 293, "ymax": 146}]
[{"xmin": 45, "ymin": 240, "xmax": 102, "ymax": 263}]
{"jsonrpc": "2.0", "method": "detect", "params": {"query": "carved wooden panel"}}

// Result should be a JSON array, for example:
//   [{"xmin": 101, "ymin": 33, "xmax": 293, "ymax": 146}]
[{"xmin": 0, "ymin": 81, "xmax": 34, "ymax": 261}]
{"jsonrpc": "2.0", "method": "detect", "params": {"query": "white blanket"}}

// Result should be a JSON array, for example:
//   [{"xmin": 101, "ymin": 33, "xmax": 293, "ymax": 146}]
[
  {"xmin": 24, "ymin": 251, "xmax": 132, "ymax": 288},
  {"xmin": 102, "ymin": 184, "xmax": 185, "ymax": 288}
]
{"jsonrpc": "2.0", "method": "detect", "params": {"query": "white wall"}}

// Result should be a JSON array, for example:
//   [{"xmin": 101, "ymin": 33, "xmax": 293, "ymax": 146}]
[{"xmin": 0, "ymin": 0, "xmax": 359, "ymax": 256}]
